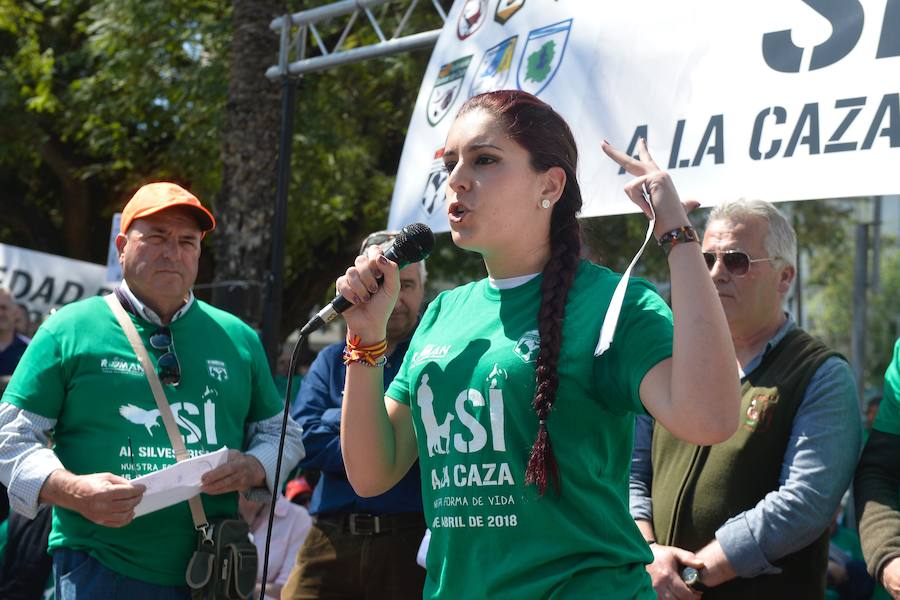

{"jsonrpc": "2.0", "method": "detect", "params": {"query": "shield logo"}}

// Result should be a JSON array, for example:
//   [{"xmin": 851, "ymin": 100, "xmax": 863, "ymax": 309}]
[
  {"xmin": 469, "ymin": 35, "xmax": 518, "ymax": 98},
  {"xmin": 516, "ymin": 19, "xmax": 573, "ymax": 96},
  {"xmin": 421, "ymin": 147, "xmax": 448, "ymax": 217},
  {"xmin": 742, "ymin": 393, "xmax": 780, "ymax": 432},
  {"xmin": 427, "ymin": 55, "xmax": 473, "ymax": 126},
  {"xmin": 495, "ymin": 0, "xmax": 525, "ymax": 25},
  {"xmin": 457, "ymin": 0, "xmax": 487, "ymax": 40},
  {"xmin": 514, "ymin": 330, "xmax": 541, "ymax": 363}
]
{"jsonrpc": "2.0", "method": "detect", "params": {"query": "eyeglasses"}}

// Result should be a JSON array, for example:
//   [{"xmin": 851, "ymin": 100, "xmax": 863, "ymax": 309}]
[
  {"xmin": 149, "ymin": 327, "xmax": 181, "ymax": 386},
  {"xmin": 359, "ymin": 230, "xmax": 398, "ymax": 254},
  {"xmin": 703, "ymin": 250, "xmax": 777, "ymax": 277}
]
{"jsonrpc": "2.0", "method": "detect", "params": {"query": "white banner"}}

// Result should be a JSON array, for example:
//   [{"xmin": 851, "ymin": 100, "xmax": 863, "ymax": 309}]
[
  {"xmin": 389, "ymin": 0, "xmax": 900, "ymax": 232},
  {"xmin": 0, "ymin": 243, "xmax": 115, "ymax": 320},
  {"xmin": 106, "ymin": 213, "xmax": 123, "ymax": 284}
]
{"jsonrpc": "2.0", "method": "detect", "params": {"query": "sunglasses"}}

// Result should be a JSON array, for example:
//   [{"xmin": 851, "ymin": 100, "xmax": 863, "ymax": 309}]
[
  {"xmin": 703, "ymin": 251, "xmax": 777, "ymax": 277},
  {"xmin": 149, "ymin": 327, "xmax": 181, "ymax": 386},
  {"xmin": 359, "ymin": 230, "xmax": 398, "ymax": 254}
]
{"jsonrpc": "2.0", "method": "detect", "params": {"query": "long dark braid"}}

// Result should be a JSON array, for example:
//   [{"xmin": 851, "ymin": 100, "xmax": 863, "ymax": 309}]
[
  {"xmin": 457, "ymin": 91, "xmax": 583, "ymax": 496},
  {"xmin": 528, "ymin": 195, "xmax": 581, "ymax": 495}
]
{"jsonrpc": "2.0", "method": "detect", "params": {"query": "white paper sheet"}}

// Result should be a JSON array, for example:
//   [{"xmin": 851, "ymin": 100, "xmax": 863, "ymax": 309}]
[
  {"xmin": 416, "ymin": 528, "xmax": 431, "ymax": 569},
  {"xmin": 595, "ymin": 183, "xmax": 657, "ymax": 357},
  {"xmin": 132, "ymin": 446, "xmax": 229, "ymax": 517}
]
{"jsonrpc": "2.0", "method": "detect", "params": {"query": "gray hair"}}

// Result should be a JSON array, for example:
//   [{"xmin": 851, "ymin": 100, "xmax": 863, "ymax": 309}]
[
  {"xmin": 359, "ymin": 231, "xmax": 427, "ymax": 286},
  {"xmin": 708, "ymin": 199, "xmax": 797, "ymax": 271},
  {"xmin": 408, "ymin": 260, "xmax": 428, "ymax": 287}
]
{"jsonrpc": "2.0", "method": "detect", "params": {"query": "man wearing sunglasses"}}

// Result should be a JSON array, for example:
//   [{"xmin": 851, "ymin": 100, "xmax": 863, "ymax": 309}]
[
  {"xmin": 0, "ymin": 182, "xmax": 304, "ymax": 599},
  {"xmin": 282, "ymin": 230, "xmax": 427, "ymax": 599},
  {"xmin": 630, "ymin": 199, "xmax": 861, "ymax": 599}
]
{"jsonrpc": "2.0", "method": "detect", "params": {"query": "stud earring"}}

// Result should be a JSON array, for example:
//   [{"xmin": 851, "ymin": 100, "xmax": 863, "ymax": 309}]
[{"xmin": 541, "ymin": 199, "xmax": 551, "ymax": 209}]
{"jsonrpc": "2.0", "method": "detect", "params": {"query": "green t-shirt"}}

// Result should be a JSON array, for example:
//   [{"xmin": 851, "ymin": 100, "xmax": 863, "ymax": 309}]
[
  {"xmin": 386, "ymin": 260, "xmax": 673, "ymax": 599},
  {"xmin": 863, "ymin": 339, "xmax": 900, "ymax": 600},
  {"xmin": 2, "ymin": 296, "xmax": 283, "ymax": 586},
  {"xmin": 873, "ymin": 338, "xmax": 900, "ymax": 435},
  {"xmin": 274, "ymin": 374, "xmax": 303, "ymax": 400}
]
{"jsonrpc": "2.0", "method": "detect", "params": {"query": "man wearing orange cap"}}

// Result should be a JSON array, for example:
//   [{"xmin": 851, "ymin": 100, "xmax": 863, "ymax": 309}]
[{"xmin": 0, "ymin": 182, "xmax": 304, "ymax": 599}]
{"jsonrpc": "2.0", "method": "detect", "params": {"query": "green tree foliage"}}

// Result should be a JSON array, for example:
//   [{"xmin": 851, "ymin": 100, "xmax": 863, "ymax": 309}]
[
  {"xmin": 0, "ymin": 0, "xmax": 228, "ymax": 262},
  {"xmin": 803, "ymin": 200, "xmax": 899, "ymax": 389},
  {"xmin": 274, "ymin": 1, "xmax": 451, "ymax": 329},
  {"xmin": 0, "ymin": 0, "xmax": 450, "ymax": 334}
]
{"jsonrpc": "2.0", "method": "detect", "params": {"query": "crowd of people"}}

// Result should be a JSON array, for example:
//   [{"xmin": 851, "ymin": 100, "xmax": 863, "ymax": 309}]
[{"xmin": 0, "ymin": 89, "xmax": 896, "ymax": 600}]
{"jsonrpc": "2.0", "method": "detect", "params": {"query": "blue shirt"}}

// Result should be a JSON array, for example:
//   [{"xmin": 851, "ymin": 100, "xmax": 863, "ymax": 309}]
[
  {"xmin": 0, "ymin": 334, "xmax": 28, "ymax": 376},
  {"xmin": 630, "ymin": 316, "xmax": 861, "ymax": 577},
  {"xmin": 291, "ymin": 340, "xmax": 423, "ymax": 516}
]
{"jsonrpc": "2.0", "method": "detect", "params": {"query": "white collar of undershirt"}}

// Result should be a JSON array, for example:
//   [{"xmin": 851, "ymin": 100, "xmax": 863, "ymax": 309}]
[
  {"xmin": 120, "ymin": 280, "xmax": 194, "ymax": 326},
  {"xmin": 488, "ymin": 272, "xmax": 540, "ymax": 290}
]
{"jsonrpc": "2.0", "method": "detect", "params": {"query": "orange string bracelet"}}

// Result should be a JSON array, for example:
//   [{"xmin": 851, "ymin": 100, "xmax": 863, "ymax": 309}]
[{"xmin": 342, "ymin": 333, "xmax": 388, "ymax": 367}]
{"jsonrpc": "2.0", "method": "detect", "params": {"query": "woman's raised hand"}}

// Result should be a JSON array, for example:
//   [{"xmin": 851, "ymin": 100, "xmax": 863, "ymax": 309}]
[
  {"xmin": 334, "ymin": 246, "xmax": 400, "ymax": 344},
  {"xmin": 602, "ymin": 138, "xmax": 698, "ymax": 237}
]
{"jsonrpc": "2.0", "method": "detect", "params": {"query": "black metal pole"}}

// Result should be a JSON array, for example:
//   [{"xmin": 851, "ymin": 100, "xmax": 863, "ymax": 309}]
[
  {"xmin": 852, "ymin": 222, "xmax": 869, "ymax": 411},
  {"xmin": 872, "ymin": 196, "xmax": 882, "ymax": 293},
  {"xmin": 262, "ymin": 76, "xmax": 297, "ymax": 370},
  {"xmin": 792, "ymin": 212, "xmax": 803, "ymax": 328}
]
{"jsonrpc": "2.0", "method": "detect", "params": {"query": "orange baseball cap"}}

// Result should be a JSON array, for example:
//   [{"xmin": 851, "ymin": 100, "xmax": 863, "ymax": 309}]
[
  {"xmin": 285, "ymin": 476, "xmax": 313, "ymax": 502},
  {"xmin": 120, "ymin": 182, "xmax": 216, "ymax": 234}
]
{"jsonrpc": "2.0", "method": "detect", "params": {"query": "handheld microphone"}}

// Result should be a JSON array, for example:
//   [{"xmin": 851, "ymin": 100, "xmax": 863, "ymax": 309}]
[{"xmin": 298, "ymin": 223, "xmax": 435, "ymax": 336}]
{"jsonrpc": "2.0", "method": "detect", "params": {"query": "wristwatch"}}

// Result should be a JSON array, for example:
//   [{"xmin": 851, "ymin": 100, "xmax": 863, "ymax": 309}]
[{"xmin": 681, "ymin": 566, "xmax": 711, "ymax": 592}]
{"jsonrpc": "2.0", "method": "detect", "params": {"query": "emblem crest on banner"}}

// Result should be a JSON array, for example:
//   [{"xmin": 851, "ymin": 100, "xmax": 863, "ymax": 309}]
[
  {"xmin": 427, "ymin": 55, "xmax": 473, "ymax": 126},
  {"xmin": 516, "ymin": 19, "xmax": 573, "ymax": 96},
  {"xmin": 421, "ymin": 147, "xmax": 448, "ymax": 217},
  {"xmin": 469, "ymin": 35, "xmax": 518, "ymax": 97},
  {"xmin": 457, "ymin": 0, "xmax": 487, "ymax": 40},
  {"xmin": 494, "ymin": 0, "xmax": 525, "ymax": 24}
]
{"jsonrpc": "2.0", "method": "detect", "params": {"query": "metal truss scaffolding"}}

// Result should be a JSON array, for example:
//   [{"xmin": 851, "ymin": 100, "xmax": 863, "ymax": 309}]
[
  {"xmin": 260, "ymin": 0, "xmax": 447, "ymax": 366},
  {"xmin": 266, "ymin": 0, "xmax": 447, "ymax": 78}
]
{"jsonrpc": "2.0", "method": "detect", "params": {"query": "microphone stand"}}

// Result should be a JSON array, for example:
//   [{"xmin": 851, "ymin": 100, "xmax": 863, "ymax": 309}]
[{"xmin": 258, "ymin": 330, "xmax": 308, "ymax": 600}]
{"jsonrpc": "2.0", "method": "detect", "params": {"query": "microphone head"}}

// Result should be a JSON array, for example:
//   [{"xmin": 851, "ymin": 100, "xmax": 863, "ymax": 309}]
[{"xmin": 385, "ymin": 223, "xmax": 435, "ymax": 267}]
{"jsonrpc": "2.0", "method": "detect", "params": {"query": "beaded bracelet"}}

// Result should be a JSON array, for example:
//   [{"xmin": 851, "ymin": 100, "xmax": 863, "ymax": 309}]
[
  {"xmin": 657, "ymin": 225, "xmax": 699, "ymax": 256},
  {"xmin": 342, "ymin": 333, "xmax": 388, "ymax": 367}
]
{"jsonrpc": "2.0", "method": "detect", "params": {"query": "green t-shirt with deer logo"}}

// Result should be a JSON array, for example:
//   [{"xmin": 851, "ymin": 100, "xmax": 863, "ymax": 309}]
[
  {"xmin": 2, "ymin": 296, "xmax": 282, "ymax": 586},
  {"xmin": 386, "ymin": 260, "xmax": 673, "ymax": 599}
]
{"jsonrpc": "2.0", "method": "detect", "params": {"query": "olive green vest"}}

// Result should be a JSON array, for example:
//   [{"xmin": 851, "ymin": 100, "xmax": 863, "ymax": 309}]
[{"xmin": 651, "ymin": 327, "xmax": 838, "ymax": 600}]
